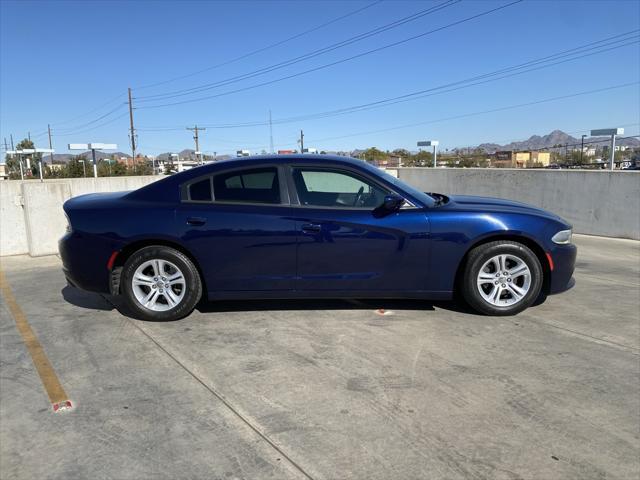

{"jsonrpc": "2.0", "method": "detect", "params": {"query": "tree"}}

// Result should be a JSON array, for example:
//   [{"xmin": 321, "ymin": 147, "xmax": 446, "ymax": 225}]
[
  {"xmin": 4, "ymin": 153, "xmax": 22, "ymax": 179},
  {"xmin": 129, "ymin": 161, "xmax": 153, "ymax": 176},
  {"xmin": 66, "ymin": 155, "xmax": 87, "ymax": 177},
  {"xmin": 408, "ymin": 150, "xmax": 433, "ymax": 166},
  {"xmin": 362, "ymin": 147, "xmax": 388, "ymax": 164}
]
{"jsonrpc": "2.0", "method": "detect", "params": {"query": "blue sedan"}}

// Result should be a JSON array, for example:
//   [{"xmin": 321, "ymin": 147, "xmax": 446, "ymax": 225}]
[{"xmin": 59, "ymin": 155, "xmax": 576, "ymax": 321}]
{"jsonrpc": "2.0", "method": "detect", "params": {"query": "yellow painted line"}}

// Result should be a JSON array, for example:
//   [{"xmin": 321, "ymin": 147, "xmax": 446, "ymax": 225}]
[{"xmin": 0, "ymin": 269, "xmax": 71, "ymax": 412}]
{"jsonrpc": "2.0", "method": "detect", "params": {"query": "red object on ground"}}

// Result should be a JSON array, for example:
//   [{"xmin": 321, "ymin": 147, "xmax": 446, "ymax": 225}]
[{"xmin": 53, "ymin": 400, "xmax": 73, "ymax": 412}]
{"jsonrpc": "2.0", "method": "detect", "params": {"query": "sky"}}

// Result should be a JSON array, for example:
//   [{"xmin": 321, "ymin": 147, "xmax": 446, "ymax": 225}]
[{"xmin": 1, "ymin": 0, "xmax": 639, "ymax": 157}]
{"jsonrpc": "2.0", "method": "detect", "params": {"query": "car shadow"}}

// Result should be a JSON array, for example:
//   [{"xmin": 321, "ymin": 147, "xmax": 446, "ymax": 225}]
[
  {"xmin": 197, "ymin": 298, "xmax": 443, "ymax": 313},
  {"xmin": 62, "ymin": 286, "xmax": 114, "ymax": 310},
  {"xmin": 61, "ymin": 285, "xmax": 483, "ymax": 321}
]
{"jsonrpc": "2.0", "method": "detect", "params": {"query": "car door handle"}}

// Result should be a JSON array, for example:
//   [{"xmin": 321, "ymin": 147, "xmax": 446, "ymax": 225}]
[
  {"xmin": 187, "ymin": 217, "xmax": 207, "ymax": 226},
  {"xmin": 301, "ymin": 223, "xmax": 321, "ymax": 233}
]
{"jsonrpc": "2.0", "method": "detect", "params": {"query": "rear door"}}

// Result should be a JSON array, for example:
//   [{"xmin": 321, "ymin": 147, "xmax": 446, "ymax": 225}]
[
  {"xmin": 289, "ymin": 166, "xmax": 431, "ymax": 293},
  {"xmin": 176, "ymin": 165, "xmax": 296, "ymax": 293}
]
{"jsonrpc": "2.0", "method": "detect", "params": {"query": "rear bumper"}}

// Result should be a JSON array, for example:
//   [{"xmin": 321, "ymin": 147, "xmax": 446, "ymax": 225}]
[
  {"xmin": 59, "ymin": 232, "xmax": 113, "ymax": 294},
  {"xmin": 548, "ymin": 243, "xmax": 577, "ymax": 294}
]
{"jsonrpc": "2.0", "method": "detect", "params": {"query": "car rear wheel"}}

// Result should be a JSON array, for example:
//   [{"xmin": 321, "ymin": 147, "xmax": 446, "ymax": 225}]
[
  {"xmin": 462, "ymin": 241, "xmax": 542, "ymax": 316},
  {"xmin": 121, "ymin": 246, "xmax": 202, "ymax": 321}
]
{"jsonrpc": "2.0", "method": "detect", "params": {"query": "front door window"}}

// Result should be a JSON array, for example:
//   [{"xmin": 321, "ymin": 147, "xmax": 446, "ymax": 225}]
[{"xmin": 292, "ymin": 168, "xmax": 388, "ymax": 208}]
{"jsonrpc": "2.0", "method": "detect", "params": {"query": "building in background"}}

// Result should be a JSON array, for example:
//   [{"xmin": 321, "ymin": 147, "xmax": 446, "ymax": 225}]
[
  {"xmin": 376, "ymin": 154, "xmax": 403, "ymax": 168},
  {"xmin": 491, "ymin": 151, "xmax": 550, "ymax": 168}
]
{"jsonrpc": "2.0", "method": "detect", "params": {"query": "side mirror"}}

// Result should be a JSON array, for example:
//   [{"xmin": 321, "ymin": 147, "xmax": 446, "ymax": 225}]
[{"xmin": 374, "ymin": 194, "xmax": 405, "ymax": 217}]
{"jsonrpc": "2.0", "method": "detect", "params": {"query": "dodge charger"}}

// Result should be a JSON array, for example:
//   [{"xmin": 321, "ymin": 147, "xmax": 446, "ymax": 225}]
[{"xmin": 59, "ymin": 155, "xmax": 576, "ymax": 321}]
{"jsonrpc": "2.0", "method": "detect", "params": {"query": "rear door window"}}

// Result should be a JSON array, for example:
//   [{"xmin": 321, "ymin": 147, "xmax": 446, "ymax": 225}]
[{"xmin": 213, "ymin": 167, "xmax": 281, "ymax": 204}]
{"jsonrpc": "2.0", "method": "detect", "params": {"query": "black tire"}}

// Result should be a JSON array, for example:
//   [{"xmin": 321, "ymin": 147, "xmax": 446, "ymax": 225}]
[
  {"xmin": 462, "ymin": 241, "xmax": 543, "ymax": 316},
  {"xmin": 121, "ymin": 246, "xmax": 202, "ymax": 321}
]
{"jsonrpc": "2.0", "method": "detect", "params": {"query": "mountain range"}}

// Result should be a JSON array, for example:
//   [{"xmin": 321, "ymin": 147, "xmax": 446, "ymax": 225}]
[{"xmin": 475, "ymin": 129, "xmax": 639, "ymax": 154}]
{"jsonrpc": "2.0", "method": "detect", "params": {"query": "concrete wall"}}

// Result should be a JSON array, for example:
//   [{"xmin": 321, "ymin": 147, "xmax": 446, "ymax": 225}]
[
  {"xmin": 1, "ymin": 170, "xmax": 638, "ymax": 258},
  {"xmin": 398, "ymin": 168, "xmax": 640, "ymax": 240},
  {"xmin": 0, "ymin": 181, "xmax": 29, "ymax": 256},
  {"xmin": 0, "ymin": 176, "xmax": 159, "ymax": 257}
]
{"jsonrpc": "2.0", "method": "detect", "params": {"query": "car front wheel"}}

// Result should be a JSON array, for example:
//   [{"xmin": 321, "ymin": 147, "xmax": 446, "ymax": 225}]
[
  {"xmin": 462, "ymin": 241, "xmax": 543, "ymax": 316},
  {"xmin": 121, "ymin": 246, "xmax": 202, "ymax": 321}
]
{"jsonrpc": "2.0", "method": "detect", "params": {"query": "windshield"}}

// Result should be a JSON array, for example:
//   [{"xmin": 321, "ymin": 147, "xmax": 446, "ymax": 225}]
[{"xmin": 360, "ymin": 163, "xmax": 436, "ymax": 207}]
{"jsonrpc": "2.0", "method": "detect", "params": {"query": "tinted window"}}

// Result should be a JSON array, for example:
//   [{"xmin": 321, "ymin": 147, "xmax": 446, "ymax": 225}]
[
  {"xmin": 213, "ymin": 167, "xmax": 280, "ymax": 204},
  {"xmin": 292, "ymin": 168, "xmax": 388, "ymax": 208},
  {"xmin": 189, "ymin": 178, "xmax": 212, "ymax": 201}
]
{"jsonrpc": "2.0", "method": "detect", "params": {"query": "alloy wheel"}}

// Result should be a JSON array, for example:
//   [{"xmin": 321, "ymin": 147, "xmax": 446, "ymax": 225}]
[
  {"xmin": 131, "ymin": 259, "xmax": 186, "ymax": 311},
  {"xmin": 476, "ymin": 254, "xmax": 531, "ymax": 307}
]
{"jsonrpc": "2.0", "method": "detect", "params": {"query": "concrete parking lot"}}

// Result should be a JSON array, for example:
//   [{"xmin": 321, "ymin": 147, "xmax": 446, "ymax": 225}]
[{"xmin": 1, "ymin": 234, "xmax": 638, "ymax": 480}]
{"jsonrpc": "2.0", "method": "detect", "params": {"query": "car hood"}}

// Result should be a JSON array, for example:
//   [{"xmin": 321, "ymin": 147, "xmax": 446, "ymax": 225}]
[{"xmin": 444, "ymin": 194, "xmax": 566, "ymax": 223}]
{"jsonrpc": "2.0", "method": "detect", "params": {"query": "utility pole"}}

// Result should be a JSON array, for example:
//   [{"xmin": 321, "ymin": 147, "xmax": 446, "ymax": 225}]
[
  {"xmin": 128, "ymin": 87, "xmax": 136, "ymax": 165},
  {"xmin": 580, "ymin": 135, "xmax": 586, "ymax": 164},
  {"xmin": 299, "ymin": 129, "xmax": 304, "ymax": 153},
  {"xmin": 28, "ymin": 131, "xmax": 31, "ymax": 141},
  {"xmin": 10, "ymin": 134, "xmax": 14, "ymax": 150},
  {"xmin": 269, "ymin": 110, "xmax": 274, "ymax": 154},
  {"xmin": 47, "ymin": 124, "xmax": 54, "ymax": 167},
  {"xmin": 187, "ymin": 125, "xmax": 206, "ymax": 164}
]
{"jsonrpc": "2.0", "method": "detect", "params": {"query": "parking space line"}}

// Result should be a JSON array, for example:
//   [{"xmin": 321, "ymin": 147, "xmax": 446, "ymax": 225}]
[
  {"xmin": 0, "ymin": 270, "xmax": 72, "ymax": 412},
  {"xmin": 129, "ymin": 320, "xmax": 315, "ymax": 480}
]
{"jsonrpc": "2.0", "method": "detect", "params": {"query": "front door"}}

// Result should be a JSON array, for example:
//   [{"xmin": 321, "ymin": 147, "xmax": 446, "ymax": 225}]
[{"xmin": 290, "ymin": 166, "xmax": 431, "ymax": 293}]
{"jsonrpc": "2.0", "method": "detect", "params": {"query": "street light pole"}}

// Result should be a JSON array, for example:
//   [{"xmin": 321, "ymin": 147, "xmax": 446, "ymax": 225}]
[
  {"xmin": 580, "ymin": 135, "xmax": 586, "ymax": 164},
  {"xmin": 14, "ymin": 148, "xmax": 53, "ymax": 182},
  {"xmin": 91, "ymin": 148, "xmax": 98, "ymax": 178},
  {"xmin": 590, "ymin": 128, "xmax": 624, "ymax": 171},
  {"xmin": 417, "ymin": 140, "xmax": 439, "ymax": 168}
]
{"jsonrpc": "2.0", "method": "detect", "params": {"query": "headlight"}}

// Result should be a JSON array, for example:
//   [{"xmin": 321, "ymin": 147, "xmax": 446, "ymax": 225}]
[{"xmin": 552, "ymin": 229, "xmax": 572, "ymax": 244}]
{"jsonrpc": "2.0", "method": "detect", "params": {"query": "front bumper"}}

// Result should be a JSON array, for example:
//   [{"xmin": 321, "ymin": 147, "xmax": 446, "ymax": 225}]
[{"xmin": 547, "ymin": 243, "xmax": 577, "ymax": 294}]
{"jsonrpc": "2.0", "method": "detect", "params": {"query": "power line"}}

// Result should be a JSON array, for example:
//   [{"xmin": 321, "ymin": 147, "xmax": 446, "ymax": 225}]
[
  {"xmin": 50, "ymin": 93, "xmax": 126, "ymax": 126},
  {"xmin": 136, "ymin": 0, "xmax": 522, "ymax": 109},
  {"xmin": 135, "ymin": 31, "xmax": 639, "ymax": 131},
  {"xmin": 53, "ymin": 112, "xmax": 129, "ymax": 137},
  {"xmin": 134, "ymin": 1, "xmax": 385, "ymax": 90},
  {"xmin": 135, "ymin": 0, "xmax": 459, "ymax": 101},
  {"xmin": 262, "ymin": 37, "xmax": 639, "ymax": 126},
  {"xmin": 302, "ymin": 82, "xmax": 640, "ymax": 144},
  {"xmin": 51, "ymin": 103, "xmax": 127, "ymax": 134},
  {"xmin": 172, "ymin": 85, "xmax": 638, "ymax": 153}
]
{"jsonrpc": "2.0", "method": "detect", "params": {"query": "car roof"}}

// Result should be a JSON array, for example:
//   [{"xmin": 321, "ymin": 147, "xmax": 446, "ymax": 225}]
[{"xmin": 205, "ymin": 154, "xmax": 366, "ymax": 168}]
